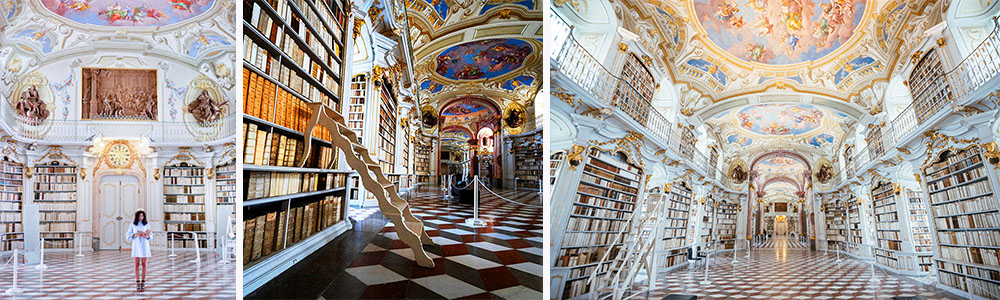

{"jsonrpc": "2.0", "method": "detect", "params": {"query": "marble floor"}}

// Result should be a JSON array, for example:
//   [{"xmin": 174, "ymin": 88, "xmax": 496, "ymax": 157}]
[
  {"xmin": 625, "ymin": 236, "xmax": 962, "ymax": 299},
  {"xmin": 250, "ymin": 185, "xmax": 543, "ymax": 299},
  {"xmin": 0, "ymin": 250, "xmax": 237, "ymax": 299}
]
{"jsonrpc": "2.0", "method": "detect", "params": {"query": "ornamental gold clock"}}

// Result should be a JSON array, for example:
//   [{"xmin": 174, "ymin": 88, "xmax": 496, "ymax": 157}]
[{"xmin": 107, "ymin": 143, "xmax": 132, "ymax": 168}]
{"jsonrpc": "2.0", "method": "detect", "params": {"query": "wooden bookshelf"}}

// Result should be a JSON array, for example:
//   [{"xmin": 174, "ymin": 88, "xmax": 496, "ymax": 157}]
[
  {"xmin": 908, "ymin": 48, "xmax": 953, "ymax": 123},
  {"xmin": 216, "ymin": 162, "xmax": 237, "ymax": 205},
  {"xmin": 163, "ymin": 163, "xmax": 207, "ymax": 248},
  {"xmin": 906, "ymin": 190, "xmax": 933, "ymax": 272},
  {"xmin": 700, "ymin": 200, "xmax": 714, "ymax": 245},
  {"xmin": 346, "ymin": 74, "xmax": 366, "ymax": 140},
  {"xmin": 824, "ymin": 201, "xmax": 847, "ymax": 250},
  {"xmin": 923, "ymin": 146, "xmax": 1000, "ymax": 298},
  {"xmin": 846, "ymin": 193, "xmax": 868, "ymax": 258},
  {"xmin": 34, "ymin": 161, "xmax": 77, "ymax": 249},
  {"xmin": 554, "ymin": 148, "xmax": 642, "ymax": 299},
  {"xmin": 716, "ymin": 201, "xmax": 737, "ymax": 249},
  {"xmin": 511, "ymin": 130, "xmax": 542, "ymax": 190},
  {"xmin": 415, "ymin": 143, "xmax": 432, "ymax": 175},
  {"xmin": 0, "ymin": 157, "xmax": 23, "ymax": 252},
  {"xmin": 871, "ymin": 181, "xmax": 901, "ymax": 270},
  {"xmin": 656, "ymin": 182, "xmax": 691, "ymax": 272}
]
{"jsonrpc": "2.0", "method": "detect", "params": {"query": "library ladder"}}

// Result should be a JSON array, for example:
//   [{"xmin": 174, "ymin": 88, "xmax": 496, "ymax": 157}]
[
  {"xmin": 298, "ymin": 102, "xmax": 436, "ymax": 268},
  {"xmin": 587, "ymin": 191, "xmax": 667, "ymax": 300}
]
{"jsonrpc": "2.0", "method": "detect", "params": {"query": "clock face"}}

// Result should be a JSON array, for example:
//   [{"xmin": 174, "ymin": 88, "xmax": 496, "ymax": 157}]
[{"xmin": 107, "ymin": 144, "xmax": 131, "ymax": 168}]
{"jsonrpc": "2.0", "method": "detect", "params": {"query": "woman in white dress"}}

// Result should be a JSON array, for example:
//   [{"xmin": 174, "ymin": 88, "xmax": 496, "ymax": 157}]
[{"xmin": 126, "ymin": 209, "xmax": 152, "ymax": 292}]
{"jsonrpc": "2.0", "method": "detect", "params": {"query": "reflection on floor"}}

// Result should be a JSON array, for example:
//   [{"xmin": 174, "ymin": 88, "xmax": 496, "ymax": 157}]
[
  {"xmin": 0, "ymin": 250, "xmax": 237, "ymax": 299},
  {"xmin": 250, "ymin": 186, "xmax": 543, "ymax": 299},
  {"xmin": 629, "ymin": 237, "xmax": 961, "ymax": 299},
  {"xmin": 754, "ymin": 236, "xmax": 809, "ymax": 249}
]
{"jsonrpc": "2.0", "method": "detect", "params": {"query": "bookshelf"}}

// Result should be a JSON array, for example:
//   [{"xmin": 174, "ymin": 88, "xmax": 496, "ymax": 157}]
[
  {"xmin": 163, "ymin": 163, "xmax": 207, "ymax": 249},
  {"xmin": 216, "ymin": 162, "xmax": 237, "ymax": 205},
  {"xmin": 347, "ymin": 74, "xmax": 366, "ymax": 140},
  {"xmin": 906, "ymin": 190, "xmax": 933, "ymax": 272},
  {"xmin": 871, "ymin": 181, "xmax": 901, "ymax": 270},
  {"xmin": 866, "ymin": 126, "xmax": 886, "ymax": 161},
  {"xmin": 716, "ymin": 201, "xmax": 737, "ymax": 249},
  {"xmin": 553, "ymin": 148, "xmax": 642, "ymax": 299},
  {"xmin": 414, "ymin": 143, "xmax": 432, "ymax": 175},
  {"xmin": 34, "ymin": 161, "xmax": 77, "ymax": 249},
  {"xmin": 846, "ymin": 193, "xmax": 868, "ymax": 258},
  {"xmin": 376, "ymin": 85, "xmax": 396, "ymax": 173},
  {"xmin": 908, "ymin": 49, "xmax": 952, "ymax": 123},
  {"xmin": 550, "ymin": 152, "xmax": 565, "ymax": 187},
  {"xmin": 700, "ymin": 200, "xmax": 714, "ymax": 245},
  {"xmin": 0, "ymin": 157, "xmax": 23, "ymax": 252},
  {"xmin": 655, "ymin": 182, "xmax": 691, "ymax": 272},
  {"xmin": 824, "ymin": 201, "xmax": 847, "ymax": 250},
  {"xmin": 923, "ymin": 146, "xmax": 1000, "ymax": 298},
  {"xmin": 511, "ymin": 129, "xmax": 542, "ymax": 190}
]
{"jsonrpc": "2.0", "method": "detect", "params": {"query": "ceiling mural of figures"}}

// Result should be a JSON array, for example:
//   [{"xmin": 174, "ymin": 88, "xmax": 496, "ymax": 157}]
[
  {"xmin": 435, "ymin": 38, "xmax": 533, "ymax": 81},
  {"xmin": 40, "ymin": 0, "xmax": 215, "ymax": 26},
  {"xmin": 736, "ymin": 103, "xmax": 824, "ymax": 136},
  {"xmin": 692, "ymin": 0, "xmax": 867, "ymax": 64}
]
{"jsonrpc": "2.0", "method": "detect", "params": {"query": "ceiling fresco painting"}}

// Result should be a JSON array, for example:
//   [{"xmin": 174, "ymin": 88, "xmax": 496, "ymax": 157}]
[
  {"xmin": 736, "ymin": 103, "xmax": 824, "ymax": 136},
  {"xmin": 41, "ymin": 0, "xmax": 215, "ymax": 26},
  {"xmin": 435, "ymin": 38, "xmax": 533, "ymax": 80},
  {"xmin": 757, "ymin": 156, "xmax": 806, "ymax": 180},
  {"xmin": 807, "ymin": 133, "xmax": 835, "ymax": 147},
  {"xmin": 420, "ymin": 79, "xmax": 444, "ymax": 93},
  {"xmin": 13, "ymin": 29, "xmax": 53, "ymax": 54},
  {"xmin": 692, "ymin": 0, "xmax": 867, "ymax": 64},
  {"xmin": 727, "ymin": 134, "xmax": 753, "ymax": 147},
  {"xmin": 501, "ymin": 75, "xmax": 535, "ymax": 91}
]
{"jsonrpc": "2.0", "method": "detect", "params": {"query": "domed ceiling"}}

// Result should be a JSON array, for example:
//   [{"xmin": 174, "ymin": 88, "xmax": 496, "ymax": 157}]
[
  {"xmin": 434, "ymin": 38, "xmax": 533, "ymax": 80},
  {"xmin": 41, "ymin": 0, "xmax": 215, "ymax": 26},
  {"xmin": 692, "ymin": 0, "xmax": 867, "ymax": 65}
]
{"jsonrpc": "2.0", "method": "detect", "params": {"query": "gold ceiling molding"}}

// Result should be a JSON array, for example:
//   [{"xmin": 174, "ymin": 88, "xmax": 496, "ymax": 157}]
[
  {"xmin": 406, "ymin": 5, "xmax": 540, "ymax": 47},
  {"xmin": 163, "ymin": 147, "xmax": 204, "ymax": 167},
  {"xmin": 589, "ymin": 131, "xmax": 647, "ymax": 169},
  {"xmin": 552, "ymin": 90, "xmax": 578, "ymax": 107}
]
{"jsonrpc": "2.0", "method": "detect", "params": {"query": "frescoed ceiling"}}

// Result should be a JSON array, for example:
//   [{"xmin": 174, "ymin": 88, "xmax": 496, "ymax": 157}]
[
  {"xmin": 710, "ymin": 103, "xmax": 849, "ymax": 153},
  {"xmin": 41, "ymin": 0, "xmax": 216, "ymax": 26},
  {"xmin": 757, "ymin": 156, "xmax": 806, "ymax": 180},
  {"xmin": 407, "ymin": 0, "xmax": 542, "ymax": 133}
]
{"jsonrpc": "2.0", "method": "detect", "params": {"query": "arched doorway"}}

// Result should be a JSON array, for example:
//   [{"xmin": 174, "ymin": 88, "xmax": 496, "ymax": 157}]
[{"xmin": 437, "ymin": 97, "xmax": 502, "ymax": 183}]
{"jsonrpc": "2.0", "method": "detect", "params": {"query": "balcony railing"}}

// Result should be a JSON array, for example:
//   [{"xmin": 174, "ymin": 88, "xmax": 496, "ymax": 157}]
[
  {"xmin": 1, "ymin": 99, "xmax": 237, "ymax": 143},
  {"xmin": 892, "ymin": 18, "xmax": 1000, "ymax": 147},
  {"xmin": 551, "ymin": 10, "xmax": 673, "ymax": 148}
]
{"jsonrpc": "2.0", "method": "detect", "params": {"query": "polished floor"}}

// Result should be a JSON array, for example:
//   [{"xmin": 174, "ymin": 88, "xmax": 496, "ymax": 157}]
[
  {"xmin": 628, "ymin": 236, "xmax": 961, "ymax": 299},
  {"xmin": 0, "ymin": 250, "xmax": 237, "ymax": 299},
  {"xmin": 250, "ymin": 185, "xmax": 543, "ymax": 299}
]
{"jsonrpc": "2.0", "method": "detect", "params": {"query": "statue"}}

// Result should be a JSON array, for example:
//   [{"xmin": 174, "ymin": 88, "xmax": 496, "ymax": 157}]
[
  {"xmin": 730, "ymin": 164, "xmax": 748, "ymax": 184},
  {"xmin": 421, "ymin": 109, "xmax": 438, "ymax": 127},
  {"xmin": 14, "ymin": 85, "xmax": 49, "ymax": 125},
  {"xmin": 815, "ymin": 163, "xmax": 834, "ymax": 184},
  {"xmin": 188, "ymin": 90, "xmax": 227, "ymax": 125}
]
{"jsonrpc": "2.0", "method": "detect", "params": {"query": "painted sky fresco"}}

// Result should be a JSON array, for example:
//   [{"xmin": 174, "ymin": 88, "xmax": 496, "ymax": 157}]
[
  {"xmin": 737, "ymin": 103, "xmax": 824, "ymax": 136},
  {"xmin": 693, "ymin": 0, "xmax": 866, "ymax": 64},
  {"xmin": 758, "ymin": 157, "xmax": 805, "ymax": 178},
  {"xmin": 41, "ymin": 0, "xmax": 214, "ymax": 27},
  {"xmin": 435, "ymin": 39, "xmax": 532, "ymax": 80}
]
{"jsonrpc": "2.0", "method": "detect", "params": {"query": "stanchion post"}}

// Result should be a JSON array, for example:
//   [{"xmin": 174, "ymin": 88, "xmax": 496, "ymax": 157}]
[
  {"xmin": 868, "ymin": 245, "xmax": 879, "ymax": 282},
  {"xmin": 190, "ymin": 232, "xmax": 202, "ymax": 264},
  {"xmin": 35, "ymin": 238, "xmax": 47, "ymax": 271},
  {"xmin": 464, "ymin": 176, "xmax": 488, "ymax": 226},
  {"xmin": 75, "ymin": 232, "xmax": 84, "ymax": 257},
  {"xmin": 168, "ymin": 233, "xmax": 177, "ymax": 258},
  {"xmin": 836, "ymin": 243, "xmax": 842, "ymax": 263},
  {"xmin": 5, "ymin": 249, "xmax": 22, "ymax": 295}
]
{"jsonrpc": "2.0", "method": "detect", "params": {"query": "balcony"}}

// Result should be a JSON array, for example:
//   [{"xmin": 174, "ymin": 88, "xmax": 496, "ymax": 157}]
[
  {"xmin": 1, "ymin": 96, "xmax": 237, "ymax": 143},
  {"xmin": 551, "ymin": 10, "xmax": 715, "ymax": 180}
]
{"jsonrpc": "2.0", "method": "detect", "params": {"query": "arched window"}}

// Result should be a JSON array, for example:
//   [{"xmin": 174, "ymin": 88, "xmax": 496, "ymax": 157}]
[
  {"xmin": 613, "ymin": 53, "xmax": 654, "ymax": 125},
  {"xmin": 908, "ymin": 49, "xmax": 952, "ymax": 123}
]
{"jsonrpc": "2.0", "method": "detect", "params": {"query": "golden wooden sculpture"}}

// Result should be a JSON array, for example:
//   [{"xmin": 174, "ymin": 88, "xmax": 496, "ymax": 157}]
[{"xmin": 298, "ymin": 102, "xmax": 436, "ymax": 268}]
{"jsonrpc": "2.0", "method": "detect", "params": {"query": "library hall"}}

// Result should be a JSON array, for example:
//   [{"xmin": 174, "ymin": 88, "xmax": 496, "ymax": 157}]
[
  {"xmin": 242, "ymin": 0, "xmax": 542, "ymax": 298},
  {"xmin": 550, "ymin": 0, "xmax": 1000, "ymax": 298},
  {"xmin": 0, "ymin": 0, "xmax": 240, "ymax": 298}
]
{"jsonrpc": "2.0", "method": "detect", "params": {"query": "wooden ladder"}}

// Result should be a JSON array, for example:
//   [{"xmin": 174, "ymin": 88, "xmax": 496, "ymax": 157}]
[{"xmin": 298, "ymin": 102, "xmax": 436, "ymax": 268}]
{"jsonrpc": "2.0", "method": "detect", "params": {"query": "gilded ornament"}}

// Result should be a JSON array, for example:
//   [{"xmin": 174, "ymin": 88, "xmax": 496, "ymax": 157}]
[
  {"xmin": 937, "ymin": 37, "xmax": 947, "ymax": 47},
  {"xmin": 567, "ymin": 145, "xmax": 586, "ymax": 170},
  {"xmin": 982, "ymin": 142, "xmax": 1000, "ymax": 166},
  {"xmin": 618, "ymin": 43, "xmax": 628, "ymax": 52},
  {"xmin": 353, "ymin": 18, "xmax": 365, "ymax": 38},
  {"xmin": 153, "ymin": 168, "xmax": 160, "ymax": 181},
  {"xmin": 910, "ymin": 50, "xmax": 924, "ymax": 64}
]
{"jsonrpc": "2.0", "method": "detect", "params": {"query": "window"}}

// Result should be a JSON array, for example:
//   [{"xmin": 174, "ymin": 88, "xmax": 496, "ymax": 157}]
[
  {"xmin": 347, "ymin": 74, "xmax": 367, "ymax": 142},
  {"xmin": 908, "ymin": 49, "xmax": 952, "ymax": 123},
  {"xmin": 612, "ymin": 53, "xmax": 654, "ymax": 125}
]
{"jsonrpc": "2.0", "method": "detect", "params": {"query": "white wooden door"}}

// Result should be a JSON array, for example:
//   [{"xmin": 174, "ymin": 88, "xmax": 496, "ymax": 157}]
[{"xmin": 98, "ymin": 176, "xmax": 139, "ymax": 250}]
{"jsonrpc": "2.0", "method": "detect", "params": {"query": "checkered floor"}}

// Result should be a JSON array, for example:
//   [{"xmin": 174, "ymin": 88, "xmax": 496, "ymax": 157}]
[
  {"xmin": 0, "ymin": 250, "xmax": 237, "ymax": 299},
  {"xmin": 622, "ymin": 237, "xmax": 961, "ymax": 299},
  {"xmin": 754, "ymin": 237, "xmax": 809, "ymax": 249},
  {"xmin": 325, "ymin": 185, "xmax": 543, "ymax": 299}
]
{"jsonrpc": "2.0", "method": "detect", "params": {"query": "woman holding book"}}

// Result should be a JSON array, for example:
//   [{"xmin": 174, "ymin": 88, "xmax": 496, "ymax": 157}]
[{"xmin": 126, "ymin": 209, "xmax": 152, "ymax": 292}]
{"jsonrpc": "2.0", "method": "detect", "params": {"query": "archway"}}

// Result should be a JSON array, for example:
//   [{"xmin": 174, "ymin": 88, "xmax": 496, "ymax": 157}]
[{"xmin": 438, "ymin": 97, "xmax": 502, "ymax": 183}]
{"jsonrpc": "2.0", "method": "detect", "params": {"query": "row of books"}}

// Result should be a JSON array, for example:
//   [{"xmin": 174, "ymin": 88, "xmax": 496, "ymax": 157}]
[
  {"xmin": 875, "ymin": 213, "xmax": 899, "ymax": 223},
  {"xmin": 291, "ymin": 0, "xmax": 345, "ymax": 41},
  {"xmin": 165, "ymin": 213, "xmax": 206, "ymax": 221},
  {"xmin": 166, "ymin": 223, "xmax": 206, "ymax": 232},
  {"xmin": 244, "ymin": 195, "xmax": 343, "ymax": 265},
  {"xmin": 168, "ymin": 239, "xmax": 208, "ymax": 249},
  {"xmin": 929, "ymin": 180, "xmax": 993, "ymax": 204},
  {"xmin": 246, "ymin": 172, "xmax": 344, "ymax": 200},
  {"xmin": 928, "ymin": 166, "xmax": 988, "ymax": 192},
  {"xmin": 874, "ymin": 204, "xmax": 897, "ymax": 215},
  {"xmin": 555, "ymin": 247, "xmax": 613, "ymax": 268},
  {"xmin": 163, "ymin": 177, "xmax": 205, "ymax": 185},
  {"xmin": 656, "ymin": 249, "xmax": 688, "ymax": 269},
  {"xmin": 0, "ymin": 182, "xmax": 22, "ymax": 188},
  {"xmin": 576, "ymin": 186, "xmax": 637, "ymax": 204},
  {"xmin": 35, "ymin": 193, "xmax": 77, "ymax": 201},
  {"xmin": 667, "ymin": 201, "xmax": 690, "ymax": 211},
  {"xmin": 244, "ymin": 67, "xmax": 335, "ymax": 137},
  {"xmin": 0, "ymin": 162, "xmax": 22, "ymax": 174},
  {"xmin": 165, "ymin": 203, "xmax": 207, "ymax": 213},
  {"xmin": 584, "ymin": 167, "xmax": 635, "ymax": 187},
  {"xmin": 39, "ymin": 211, "xmax": 74, "ymax": 221},
  {"xmin": 164, "ymin": 195, "xmax": 206, "ymax": 204},
  {"xmin": 878, "ymin": 231, "xmax": 901, "ymax": 240},
  {"xmin": 560, "ymin": 232, "xmax": 621, "ymax": 248},
  {"xmin": 243, "ymin": 39, "xmax": 338, "ymax": 110},
  {"xmin": 934, "ymin": 211, "xmax": 1000, "ymax": 230},
  {"xmin": 663, "ymin": 219, "xmax": 687, "ymax": 228},
  {"xmin": 570, "ymin": 205, "xmax": 630, "ymax": 220},
  {"xmin": 587, "ymin": 153, "xmax": 640, "ymax": 178},
  {"xmin": 245, "ymin": 124, "xmax": 336, "ymax": 168},
  {"xmin": 1, "ymin": 239, "xmax": 23, "ymax": 252},
  {"xmin": 2, "ymin": 223, "xmax": 21, "ymax": 233},
  {"xmin": 661, "ymin": 237, "xmax": 687, "ymax": 249},
  {"xmin": 925, "ymin": 148, "xmax": 981, "ymax": 179},
  {"xmin": 164, "ymin": 185, "xmax": 205, "ymax": 193},
  {"xmin": 1, "ymin": 212, "xmax": 21, "ymax": 222},
  {"xmin": 245, "ymin": 4, "xmax": 341, "ymax": 90},
  {"xmin": 580, "ymin": 173, "xmax": 638, "ymax": 195},
  {"xmin": 40, "ymin": 222, "xmax": 75, "ymax": 232},
  {"xmin": 938, "ymin": 230, "xmax": 1000, "ymax": 247},
  {"xmin": 574, "ymin": 195, "xmax": 635, "ymax": 211},
  {"xmin": 34, "ymin": 166, "xmax": 75, "ymax": 173},
  {"xmin": 163, "ymin": 167, "xmax": 205, "ymax": 177},
  {"xmin": 940, "ymin": 245, "xmax": 1000, "ymax": 267},
  {"xmin": 562, "ymin": 216, "xmax": 627, "ymax": 233},
  {"xmin": 933, "ymin": 196, "xmax": 999, "ymax": 216},
  {"xmin": 0, "ymin": 201, "xmax": 20, "ymax": 210},
  {"xmin": 877, "ymin": 239, "xmax": 902, "ymax": 251},
  {"xmin": 33, "ymin": 176, "xmax": 76, "ymax": 184}
]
